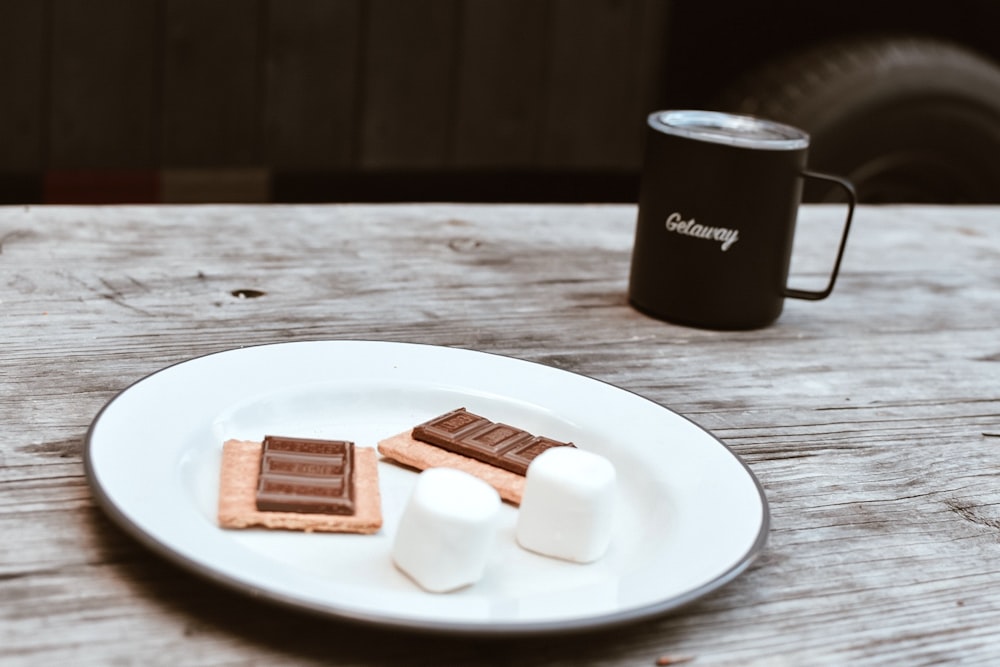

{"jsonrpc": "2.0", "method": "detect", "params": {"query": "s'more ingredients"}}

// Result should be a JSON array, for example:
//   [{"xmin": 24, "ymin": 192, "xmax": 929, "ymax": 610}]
[
  {"xmin": 377, "ymin": 408, "xmax": 575, "ymax": 504},
  {"xmin": 217, "ymin": 438, "xmax": 382, "ymax": 534},
  {"xmin": 412, "ymin": 408, "xmax": 575, "ymax": 476},
  {"xmin": 256, "ymin": 435, "xmax": 355, "ymax": 515},
  {"xmin": 516, "ymin": 447, "xmax": 616, "ymax": 563},
  {"xmin": 392, "ymin": 467, "xmax": 501, "ymax": 593}
]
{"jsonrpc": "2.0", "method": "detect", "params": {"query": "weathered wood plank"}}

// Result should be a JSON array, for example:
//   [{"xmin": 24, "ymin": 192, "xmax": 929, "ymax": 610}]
[
  {"xmin": 0, "ymin": 204, "xmax": 998, "ymax": 665},
  {"xmin": 538, "ymin": 0, "xmax": 663, "ymax": 169},
  {"xmin": 160, "ymin": 0, "xmax": 262, "ymax": 167},
  {"xmin": 451, "ymin": 0, "xmax": 548, "ymax": 167},
  {"xmin": 48, "ymin": 0, "xmax": 157, "ymax": 168},
  {"xmin": 264, "ymin": 0, "xmax": 362, "ymax": 169},
  {"xmin": 358, "ymin": 0, "xmax": 461, "ymax": 168},
  {"xmin": 0, "ymin": 0, "xmax": 46, "ymax": 172}
]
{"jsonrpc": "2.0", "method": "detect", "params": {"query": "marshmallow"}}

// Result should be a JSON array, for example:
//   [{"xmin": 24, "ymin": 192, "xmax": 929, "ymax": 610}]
[
  {"xmin": 516, "ymin": 447, "xmax": 616, "ymax": 563},
  {"xmin": 392, "ymin": 467, "xmax": 501, "ymax": 593}
]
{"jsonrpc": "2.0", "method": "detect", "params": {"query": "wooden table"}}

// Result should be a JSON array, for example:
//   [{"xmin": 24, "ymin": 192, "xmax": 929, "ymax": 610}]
[{"xmin": 2, "ymin": 203, "xmax": 998, "ymax": 665}]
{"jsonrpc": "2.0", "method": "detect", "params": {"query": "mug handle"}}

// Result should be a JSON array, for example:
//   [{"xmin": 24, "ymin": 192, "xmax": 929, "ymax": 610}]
[{"xmin": 783, "ymin": 170, "xmax": 857, "ymax": 301}]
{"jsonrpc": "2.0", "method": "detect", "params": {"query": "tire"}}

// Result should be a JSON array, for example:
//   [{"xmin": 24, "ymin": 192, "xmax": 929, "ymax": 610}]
[{"xmin": 715, "ymin": 35, "xmax": 1000, "ymax": 203}]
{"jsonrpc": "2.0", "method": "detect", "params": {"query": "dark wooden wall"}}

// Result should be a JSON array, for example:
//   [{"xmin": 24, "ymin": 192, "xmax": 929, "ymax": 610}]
[{"xmin": 0, "ymin": 0, "xmax": 669, "ymax": 203}]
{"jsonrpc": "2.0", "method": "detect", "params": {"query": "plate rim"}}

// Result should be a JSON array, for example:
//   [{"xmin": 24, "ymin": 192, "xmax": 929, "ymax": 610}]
[{"xmin": 84, "ymin": 339, "xmax": 770, "ymax": 636}]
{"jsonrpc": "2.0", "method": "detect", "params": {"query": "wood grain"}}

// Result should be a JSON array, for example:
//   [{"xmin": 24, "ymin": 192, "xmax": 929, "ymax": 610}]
[
  {"xmin": 48, "ymin": 0, "xmax": 157, "ymax": 169},
  {"xmin": 0, "ymin": 0, "xmax": 45, "ymax": 171},
  {"xmin": 264, "ymin": 0, "xmax": 362, "ymax": 169},
  {"xmin": 359, "ymin": 0, "xmax": 461, "ymax": 168},
  {"xmin": 451, "ymin": 0, "xmax": 548, "ymax": 167},
  {"xmin": 1, "ymin": 0, "xmax": 668, "ymax": 184},
  {"xmin": 1, "ymin": 204, "xmax": 998, "ymax": 665},
  {"xmin": 538, "ymin": 0, "xmax": 662, "ymax": 169},
  {"xmin": 160, "ymin": 0, "xmax": 262, "ymax": 167}
]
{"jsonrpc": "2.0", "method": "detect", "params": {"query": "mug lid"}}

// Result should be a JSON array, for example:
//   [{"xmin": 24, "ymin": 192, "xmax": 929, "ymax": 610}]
[{"xmin": 649, "ymin": 110, "xmax": 809, "ymax": 150}]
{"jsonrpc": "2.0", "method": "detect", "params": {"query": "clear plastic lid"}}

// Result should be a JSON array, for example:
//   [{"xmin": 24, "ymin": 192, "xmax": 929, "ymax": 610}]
[{"xmin": 649, "ymin": 110, "xmax": 809, "ymax": 150}]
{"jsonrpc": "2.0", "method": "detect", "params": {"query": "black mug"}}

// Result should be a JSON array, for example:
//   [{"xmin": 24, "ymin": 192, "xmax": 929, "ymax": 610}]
[{"xmin": 628, "ymin": 110, "xmax": 856, "ymax": 330}]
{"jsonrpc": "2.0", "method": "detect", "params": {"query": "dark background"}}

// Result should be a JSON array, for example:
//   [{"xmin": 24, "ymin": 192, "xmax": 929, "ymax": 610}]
[{"xmin": 1, "ymin": 0, "xmax": 998, "ymax": 204}]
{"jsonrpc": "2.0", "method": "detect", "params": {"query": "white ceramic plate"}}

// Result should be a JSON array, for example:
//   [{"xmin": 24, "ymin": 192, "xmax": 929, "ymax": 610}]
[{"xmin": 85, "ymin": 341, "xmax": 768, "ymax": 635}]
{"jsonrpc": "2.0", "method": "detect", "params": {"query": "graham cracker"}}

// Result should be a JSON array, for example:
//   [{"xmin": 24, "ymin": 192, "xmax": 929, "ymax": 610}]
[
  {"xmin": 377, "ymin": 430, "xmax": 525, "ymax": 505},
  {"xmin": 217, "ymin": 439, "xmax": 382, "ymax": 533}
]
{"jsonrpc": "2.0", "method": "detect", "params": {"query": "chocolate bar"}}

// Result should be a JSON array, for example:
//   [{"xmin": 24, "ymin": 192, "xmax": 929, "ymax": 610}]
[
  {"xmin": 411, "ymin": 408, "xmax": 573, "ymax": 476},
  {"xmin": 255, "ymin": 435, "xmax": 355, "ymax": 514}
]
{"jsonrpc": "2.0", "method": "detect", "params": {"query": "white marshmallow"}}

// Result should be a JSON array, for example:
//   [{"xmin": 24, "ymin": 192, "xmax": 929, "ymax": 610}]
[
  {"xmin": 392, "ymin": 467, "xmax": 501, "ymax": 593},
  {"xmin": 516, "ymin": 447, "xmax": 616, "ymax": 563}
]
